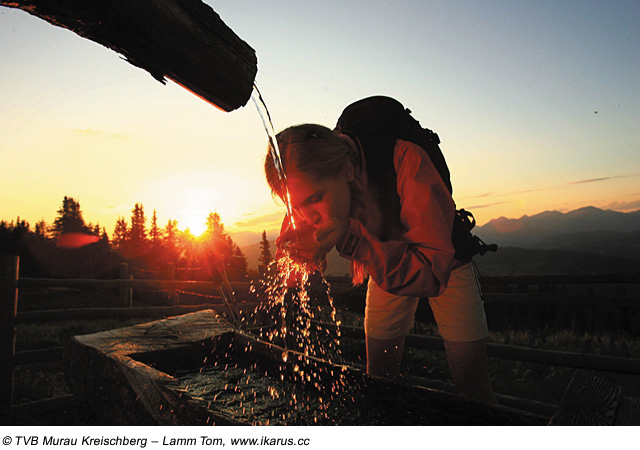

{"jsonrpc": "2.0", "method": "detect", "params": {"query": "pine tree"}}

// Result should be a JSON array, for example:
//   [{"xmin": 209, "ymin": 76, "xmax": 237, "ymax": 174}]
[
  {"xmin": 149, "ymin": 209, "xmax": 161, "ymax": 244},
  {"xmin": 163, "ymin": 219, "xmax": 179, "ymax": 249},
  {"xmin": 231, "ymin": 244, "xmax": 248, "ymax": 280},
  {"xmin": 129, "ymin": 203, "xmax": 147, "ymax": 245},
  {"xmin": 100, "ymin": 227, "xmax": 109, "ymax": 244},
  {"xmin": 204, "ymin": 212, "xmax": 225, "ymax": 238},
  {"xmin": 112, "ymin": 217, "xmax": 128, "ymax": 249},
  {"xmin": 50, "ymin": 196, "xmax": 90, "ymax": 237},
  {"xmin": 34, "ymin": 220, "xmax": 47, "ymax": 238},
  {"xmin": 258, "ymin": 230, "xmax": 272, "ymax": 267}
]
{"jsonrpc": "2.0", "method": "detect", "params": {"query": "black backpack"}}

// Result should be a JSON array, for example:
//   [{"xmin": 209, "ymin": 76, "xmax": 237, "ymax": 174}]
[{"xmin": 335, "ymin": 96, "xmax": 496, "ymax": 263}]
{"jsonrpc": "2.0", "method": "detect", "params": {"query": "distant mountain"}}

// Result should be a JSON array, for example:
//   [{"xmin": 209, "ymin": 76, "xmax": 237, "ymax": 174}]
[
  {"xmin": 475, "ymin": 207, "xmax": 640, "ymax": 262},
  {"xmin": 240, "ymin": 240, "xmax": 274, "ymax": 271}
]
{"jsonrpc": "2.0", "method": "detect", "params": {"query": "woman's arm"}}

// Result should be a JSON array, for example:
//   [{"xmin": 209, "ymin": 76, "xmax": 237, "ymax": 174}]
[{"xmin": 338, "ymin": 140, "xmax": 457, "ymax": 297}]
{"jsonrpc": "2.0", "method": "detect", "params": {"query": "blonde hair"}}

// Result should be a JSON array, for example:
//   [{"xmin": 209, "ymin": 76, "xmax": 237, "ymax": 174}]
[{"xmin": 264, "ymin": 124, "xmax": 367, "ymax": 285}]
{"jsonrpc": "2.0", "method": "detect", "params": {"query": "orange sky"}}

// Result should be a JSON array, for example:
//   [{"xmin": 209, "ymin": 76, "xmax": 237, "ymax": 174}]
[{"xmin": 1, "ymin": 1, "xmax": 639, "ymax": 245}]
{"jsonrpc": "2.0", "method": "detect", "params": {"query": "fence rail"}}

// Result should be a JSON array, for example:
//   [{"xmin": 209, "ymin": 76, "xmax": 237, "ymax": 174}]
[
  {"xmin": 331, "ymin": 324, "xmax": 640, "ymax": 375},
  {"xmin": 2, "ymin": 254, "xmax": 639, "ymax": 423}
]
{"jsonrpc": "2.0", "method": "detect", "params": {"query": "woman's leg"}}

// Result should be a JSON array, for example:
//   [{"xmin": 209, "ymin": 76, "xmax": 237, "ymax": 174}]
[
  {"xmin": 364, "ymin": 278, "xmax": 418, "ymax": 379},
  {"xmin": 444, "ymin": 338, "xmax": 496, "ymax": 404},
  {"xmin": 366, "ymin": 334, "xmax": 406, "ymax": 379},
  {"xmin": 429, "ymin": 263, "xmax": 496, "ymax": 404}
]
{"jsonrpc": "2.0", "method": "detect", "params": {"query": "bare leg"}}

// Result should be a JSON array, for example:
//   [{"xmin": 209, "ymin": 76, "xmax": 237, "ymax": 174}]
[
  {"xmin": 443, "ymin": 338, "xmax": 497, "ymax": 404},
  {"xmin": 366, "ymin": 334, "xmax": 406, "ymax": 379}
]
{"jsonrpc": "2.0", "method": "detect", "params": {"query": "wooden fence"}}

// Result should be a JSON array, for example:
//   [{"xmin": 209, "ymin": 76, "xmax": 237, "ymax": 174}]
[{"xmin": 1, "ymin": 254, "xmax": 639, "ymax": 423}]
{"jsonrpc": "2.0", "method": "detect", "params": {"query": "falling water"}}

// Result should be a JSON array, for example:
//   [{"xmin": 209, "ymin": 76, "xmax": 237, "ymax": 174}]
[
  {"xmin": 174, "ymin": 85, "xmax": 350, "ymax": 423},
  {"xmin": 251, "ymin": 84, "xmax": 296, "ymax": 230},
  {"xmin": 249, "ymin": 83, "xmax": 344, "ymax": 355}
]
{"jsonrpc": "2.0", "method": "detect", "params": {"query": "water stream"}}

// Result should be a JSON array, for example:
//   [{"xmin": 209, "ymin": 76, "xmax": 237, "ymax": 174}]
[
  {"xmin": 179, "ymin": 86, "xmax": 351, "ymax": 421},
  {"xmin": 250, "ymin": 85, "xmax": 296, "ymax": 230}
]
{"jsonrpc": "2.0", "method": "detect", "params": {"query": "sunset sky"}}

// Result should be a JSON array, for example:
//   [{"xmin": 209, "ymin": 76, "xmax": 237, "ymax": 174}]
[{"xmin": 1, "ymin": 1, "xmax": 639, "ymax": 245}]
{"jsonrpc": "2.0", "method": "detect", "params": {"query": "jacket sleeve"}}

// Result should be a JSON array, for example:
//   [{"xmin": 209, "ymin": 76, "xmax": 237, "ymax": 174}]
[{"xmin": 337, "ymin": 140, "xmax": 457, "ymax": 297}]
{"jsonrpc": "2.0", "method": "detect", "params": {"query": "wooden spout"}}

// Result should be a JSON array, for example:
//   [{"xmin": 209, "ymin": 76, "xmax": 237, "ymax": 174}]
[{"xmin": 1, "ymin": 0, "xmax": 258, "ymax": 111}]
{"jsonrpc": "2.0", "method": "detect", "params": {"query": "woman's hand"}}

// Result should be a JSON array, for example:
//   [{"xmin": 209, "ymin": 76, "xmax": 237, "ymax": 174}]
[{"xmin": 276, "ymin": 217, "xmax": 348, "ymax": 271}]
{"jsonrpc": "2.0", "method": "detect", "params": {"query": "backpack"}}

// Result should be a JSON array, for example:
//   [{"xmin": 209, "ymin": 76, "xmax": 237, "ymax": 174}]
[{"xmin": 335, "ymin": 95, "xmax": 496, "ymax": 263}]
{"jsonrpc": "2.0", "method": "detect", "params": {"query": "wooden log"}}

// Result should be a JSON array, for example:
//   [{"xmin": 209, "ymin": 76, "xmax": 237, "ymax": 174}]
[
  {"xmin": 16, "ymin": 303, "xmax": 259, "ymax": 324},
  {"xmin": 0, "ymin": 255, "xmax": 19, "ymax": 422},
  {"xmin": 64, "ymin": 310, "xmax": 239, "ymax": 425},
  {"xmin": 19, "ymin": 277, "xmax": 249, "ymax": 293},
  {"xmin": 11, "ymin": 394, "xmax": 79, "ymax": 420},
  {"xmin": 613, "ymin": 396, "xmax": 640, "ymax": 426},
  {"xmin": 1, "ymin": 0, "xmax": 257, "ymax": 111},
  {"xmin": 14, "ymin": 347, "xmax": 65, "ymax": 365},
  {"xmin": 549, "ymin": 370, "xmax": 621, "ymax": 425},
  {"xmin": 482, "ymin": 273, "xmax": 640, "ymax": 285},
  {"xmin": 119, "ymin": 263, "xmax": 132, "ymax": 306},
  {"xmin": 484, "ymin": 293, "xmax": 640, "ymax": 308},
  {"xmin": 64, "ymin": 310, "xmax": 535, "ymax": 425}
]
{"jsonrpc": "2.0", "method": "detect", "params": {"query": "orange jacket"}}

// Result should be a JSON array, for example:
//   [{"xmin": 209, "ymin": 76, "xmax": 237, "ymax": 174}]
[{"xmin": 337, "ymin": 140, "xmax": 458, "ymax": 297}]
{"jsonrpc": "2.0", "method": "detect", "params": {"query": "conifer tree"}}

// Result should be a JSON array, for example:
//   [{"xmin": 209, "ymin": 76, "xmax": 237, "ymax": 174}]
[
  {"xmin": 100, "ymin": 227, "xmax": 109, "ymax": 244},
  {"xmin": 50, "ymin": 196, "xmax": 91, "ymax": 238},
  {"xmin": 149, "ymin": 209, "xmax": 161, "ymax": 244},
  {"xmin": 112, "ymin": 217, "xmax": 128, "ymax": 249},
  {"xmin": 258, "ymin": 230, "xmax": 272, "ymax": 267},
  {"xmin": 129, "ymin": 203, "xmax": 147, "ymax": 245},
  {"xmin": 231, "ymin": 244, "xmax": 248, "ymax": 280},
  {"xmin": 34, "ymin": 220, "xmax": 47, "ymax": 238},
  {"xmin": 163, "ymin": 219, "xmax": 179, "ymax": 250}
]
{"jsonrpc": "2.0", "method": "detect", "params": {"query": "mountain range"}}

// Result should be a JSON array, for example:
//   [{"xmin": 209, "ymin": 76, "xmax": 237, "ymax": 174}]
[{"xmin": 237, "ymin": 207, "xmax": 640, "ymax": 277}]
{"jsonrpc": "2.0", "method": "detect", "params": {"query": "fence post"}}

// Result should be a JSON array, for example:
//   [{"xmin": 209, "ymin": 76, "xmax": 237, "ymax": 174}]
[
  {"xmin": 1, "ymin": 255, "xmax": 19, "ymax": 423},
  {"xmin": 119, "ymin": 263, "xmax": 132, "ymax": 307},
  {"xmin": 166, "ymin": 263, "xmax": 178, "ymax": 306}
]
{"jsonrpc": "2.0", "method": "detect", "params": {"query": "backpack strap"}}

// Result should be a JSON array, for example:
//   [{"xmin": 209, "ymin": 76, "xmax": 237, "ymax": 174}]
[
  {"xmin": 336, "ymin": 96, "xmax": 497, "ymax": 262},
  {"xmin": 452, "ymin": 209, "xmax": 498, "ymax": 263},
  {"xmin": 336, "ymin": 95, "xmax": 453, "ymax": 194}
]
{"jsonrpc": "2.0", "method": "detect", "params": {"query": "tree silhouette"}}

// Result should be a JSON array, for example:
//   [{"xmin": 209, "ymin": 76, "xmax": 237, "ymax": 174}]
[
  {"xmin": 163, "ymin": 219, "xmax": 179, "ymax": 248},
  {"xmin": 49, "ymin": 196, "xmax": 91, "ymax": 238},
  {"xmin": 99, "ymin": 227, "xmax": 109, "ymax": 245},
  {"xmin": 112, "ymin": 217, "xmax": 128, "ymax": 250},
  {"xmin": 231, "ymin": 243, "xmax": 248, "ymax": 280},
  {"xmin": 258, "ymin": 230, "xmax": 272, "ymax": 267},
  {"xmin": 149, "ymin": 209, "xmax": 161, "ymax": 244},
  {"xmin": 198, "ymin": 212, "xmax": 248, "ymax": 281},
  {"xmin": 129, "ymin": 203, "xmax": 147, "ymax": 246},
  {"xmin": 204, "ymin": 212, "xmax": 225, "ymax": 237},
  {"xmin": 34, "ymin": 219, "xmax": 47, "ymax": 237}
]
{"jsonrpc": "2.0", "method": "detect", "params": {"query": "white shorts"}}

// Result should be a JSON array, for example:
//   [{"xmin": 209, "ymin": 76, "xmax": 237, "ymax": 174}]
[{"xmin": 364, "ymin": 263, "xmax": 488, "ymax": 342}]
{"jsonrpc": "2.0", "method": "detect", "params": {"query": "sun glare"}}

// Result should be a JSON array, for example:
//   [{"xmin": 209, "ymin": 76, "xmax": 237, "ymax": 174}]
[
  {"xmin": 139, "ymin": 171, "xmax": 278, "ymax": 239},
  {"xmin": 181, "ymin": 215, "xmax": 207, "ymax": 237}
]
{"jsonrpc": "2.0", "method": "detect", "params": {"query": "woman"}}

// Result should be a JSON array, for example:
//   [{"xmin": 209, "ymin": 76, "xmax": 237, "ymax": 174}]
[{"xmin": 265, "ymin": 113, "xmax": 496, "ymax": 404}]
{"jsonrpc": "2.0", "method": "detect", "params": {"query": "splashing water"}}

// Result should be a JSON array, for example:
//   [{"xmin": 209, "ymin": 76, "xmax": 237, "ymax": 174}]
[
  {"xmin": 248, "ymin": 252, "xmax": 342, "ymax": 358},
  {"xmin": 177, "ymin": 86, "xmax": 351, "ymax": 423},
  {"xmin": 251, "ymin": 85, "xmax": 296, "ymax": 230},
  {"xmin": 168, "ymin": 253, "xmax": 350, "ymax": 424}
]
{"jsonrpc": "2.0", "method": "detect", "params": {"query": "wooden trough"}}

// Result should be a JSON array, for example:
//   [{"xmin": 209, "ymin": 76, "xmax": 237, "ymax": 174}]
[{"xmin": 64, "ymin": 310, "xmax": 545, "ymax": 426}]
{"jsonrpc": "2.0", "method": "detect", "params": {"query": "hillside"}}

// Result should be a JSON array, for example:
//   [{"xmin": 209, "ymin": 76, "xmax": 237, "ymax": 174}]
[
  {"xmin": 240, "ymin": 239, "xmax": 351, "ymax": 277},
  {"xmin": 476, "ymin": 207, "xmax": 640, "ymax": 262}
]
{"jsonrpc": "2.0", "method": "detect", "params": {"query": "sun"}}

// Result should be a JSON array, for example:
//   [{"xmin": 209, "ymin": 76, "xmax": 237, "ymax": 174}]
[{"xmin": 180, "ymin": 214, "xmax": 207, "ymax": 237}]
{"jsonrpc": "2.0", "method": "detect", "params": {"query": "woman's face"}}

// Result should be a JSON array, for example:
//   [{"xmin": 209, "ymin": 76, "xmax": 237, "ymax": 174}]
[{"xmin": 286, "ymin": 167, "xmax": 353, "ymax": 230}]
